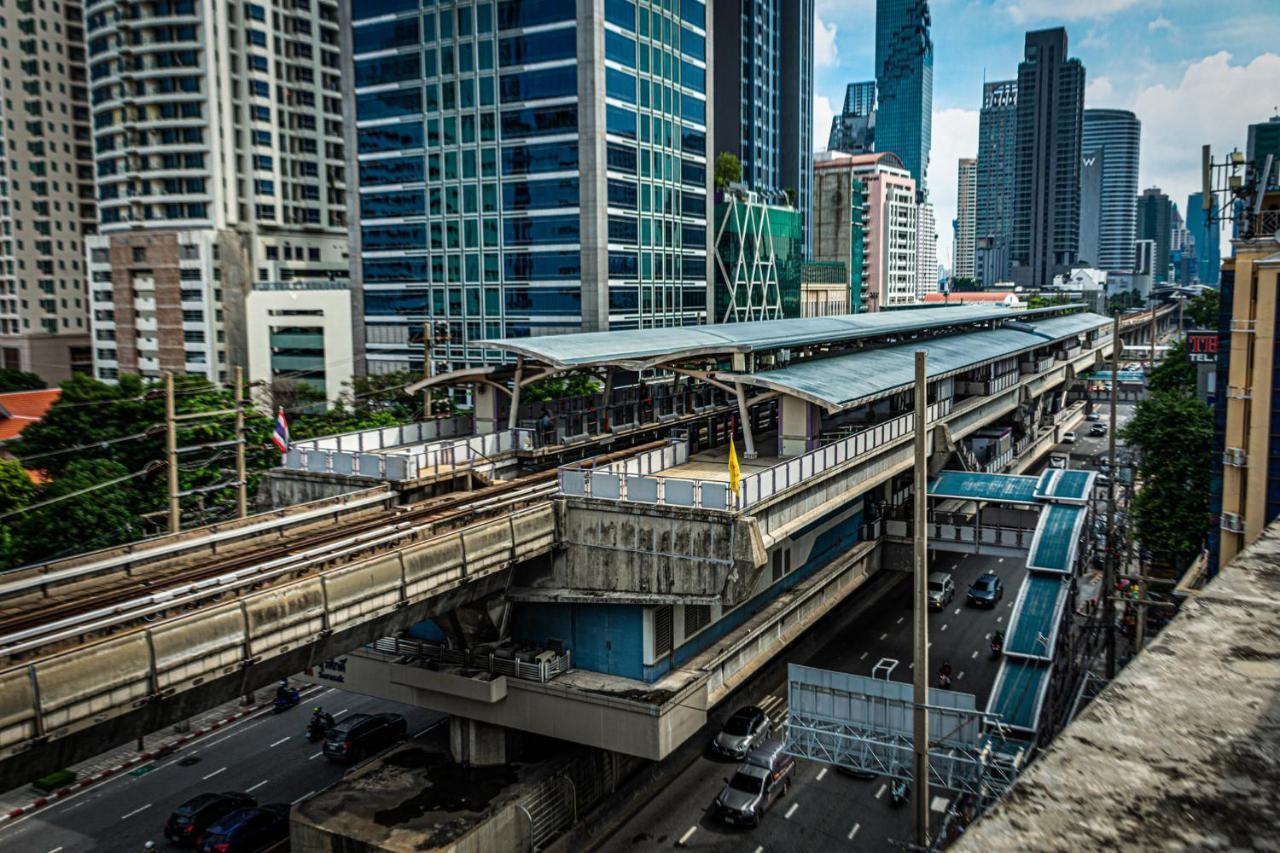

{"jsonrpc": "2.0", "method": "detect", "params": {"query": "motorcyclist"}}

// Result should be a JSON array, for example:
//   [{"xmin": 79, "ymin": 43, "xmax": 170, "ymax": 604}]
[
  {"xmin": 939, "ymin": 661, "xmax": 953, "ymax": 687},
  {"xmin": 275, "ymin": 679, "xmax": 293, "ymax": 702},
  {"xmin": 310, "ymin": 706, "xmax": 335, "ymax": 730},
  {"xmin": 993, "ymin": 629, "xmax": 1005, "ymax": 648}
]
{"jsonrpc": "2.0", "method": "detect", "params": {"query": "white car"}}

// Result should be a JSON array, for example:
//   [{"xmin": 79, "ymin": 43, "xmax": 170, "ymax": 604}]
[{"xmin": 1062, "ymin": 431, "xmax": 1077, "ymax": 443}]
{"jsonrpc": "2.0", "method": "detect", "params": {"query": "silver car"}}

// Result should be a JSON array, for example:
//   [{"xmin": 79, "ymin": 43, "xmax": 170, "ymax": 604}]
[
  {"xmin": 714, "ymin": 740, "xmax": 796, "ymax": 826},
  {"xmin": 710, "ymin": 706, "xmax": 771, "ymax": 760}
]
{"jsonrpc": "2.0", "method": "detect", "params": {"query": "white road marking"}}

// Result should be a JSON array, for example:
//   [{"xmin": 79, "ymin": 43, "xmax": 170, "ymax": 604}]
[
  {"xmin": 985, "ymin": 633, "xmax": 992, "ymax": 640},
  {"xmin": 309, "ymin": 751, "xmax": 323, "ymax": 760},
  {"xmin": 270, "ymin": 736, "xmax": 290, "ymax": 747},
  {"xmin": 896, "ymin": 616, "xmax": 904, "ymax": 624},
  {"xmin": 875, "ymin": 784, "xmax": 887, "ymax": 799},
  {"xmin": 998, "ymin": 557, "xmax": 1005, "ymax": 563},
  {"xmin": 291, "ymin": 790, "xmax": 316, "ymax": 806},
  {"xmin": 928, "ymin": 641, "xmax": 933, "ymax": 648},
  {"xmin": 754, "ymin": 847, "xmax": 764, "ymax": 853},
  {"xmin": 997, "ymin": 616, "xmax": 1004, "ymax": 623},
  {"xmin": 908, "ymin": 662, "xmax": 914, "ymax": 669},
  {"xmin": 957, "ymin": 671, "xmax": 966, "ymax": 681},
  {"xmin": 816, "ymin": 767, "xmax": 828, "ymax": 781},
  {"xmin": 971, "ymin": 650, "xmax": 979, "ymax": 659},
  {"xmin": 879, "ymin": 633, "xmax": 888, "ymax": 640},
  {"xmin": 848, "ymin": 824, "xmax": 861, "ymax": 840},
  {"xmin": 784, "ymin": 802, "xmax": 799, "ymax": 819},
  {"xmin": 860, "ymin": 651, "xmax": 869, "ymax": 660},
  {"xmin": 48, "ymin": 847, "xmax": 65, "ymax": 853},
  {"xmin": 334, "ymin": 708, "xmax": 349, "ymax": 717},
  {"xmin": 246, "ymin": 779, "xmax": 269, "ymax": 793},
  {"xmin": 678, "ymin": 825, "xmax": 698, "ymax": 845},
  {"xmin": 120, "ymin": 803, "xmax": 151, "ymax": 821},
  {"xmin": 323, "ymin": 688, "xmax": 336, "ymax": 695},
  {"xmin": 202, "ymin": 766, "xmax": 227, "ymax": 781},
  {"xmin": 931, "ymin": 795, "xmax": 951, "ymax": 813}
]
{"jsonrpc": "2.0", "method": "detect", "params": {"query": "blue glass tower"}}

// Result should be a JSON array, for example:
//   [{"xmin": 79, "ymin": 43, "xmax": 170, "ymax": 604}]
[
  {"xmin": 1186, "ymin": 193, "xmax": 1220, "ymax": 286},
  {"xmin": 874, "ymin": 0, "xmax": 932, "ymax": 198},
  {"xmin": 350, "ymin": 0, "xmax": 711, "ymax": 373}
]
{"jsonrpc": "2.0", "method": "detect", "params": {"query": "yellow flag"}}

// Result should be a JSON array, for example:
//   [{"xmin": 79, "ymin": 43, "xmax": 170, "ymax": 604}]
[{"xmin": 728, "ymin": 435, "xmax": 741, "ymax": 496}]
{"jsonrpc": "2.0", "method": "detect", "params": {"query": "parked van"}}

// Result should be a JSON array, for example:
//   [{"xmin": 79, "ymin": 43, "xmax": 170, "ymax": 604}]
[{"xmin": 714, "ymin": 738, "xmax": 797, "ymax": 826}]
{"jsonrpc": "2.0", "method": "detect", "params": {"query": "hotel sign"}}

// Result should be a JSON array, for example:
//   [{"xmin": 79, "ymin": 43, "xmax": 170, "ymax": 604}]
[{"xmin": 1187, "ymin": 330, "xmax": 1218, "ymax": 364}]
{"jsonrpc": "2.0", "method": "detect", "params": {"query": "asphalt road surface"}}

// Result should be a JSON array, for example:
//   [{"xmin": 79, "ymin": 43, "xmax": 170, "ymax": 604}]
[
  {"xmin": 0, "ymin": 688, "xmax": 443, "ymax": 853},
  {"xmin": 599, "ymin": 550, "xmax": 1025, "ymax": 853},
  {"xmin": 1066, "ymin": 400, "xmax": 1135, "ymax": 462}
]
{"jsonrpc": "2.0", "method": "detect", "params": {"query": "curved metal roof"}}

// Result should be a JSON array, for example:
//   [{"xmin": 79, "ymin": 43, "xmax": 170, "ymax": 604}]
[{"xmin": 481, "ymin": 304, "xmax": 1088, "ymax": 370}]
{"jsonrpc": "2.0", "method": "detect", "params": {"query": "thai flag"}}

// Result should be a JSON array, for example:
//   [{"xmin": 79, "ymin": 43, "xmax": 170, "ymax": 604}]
[{"xmin": 272, "ymin": 407, "xmax": 290, "ymax": 452}]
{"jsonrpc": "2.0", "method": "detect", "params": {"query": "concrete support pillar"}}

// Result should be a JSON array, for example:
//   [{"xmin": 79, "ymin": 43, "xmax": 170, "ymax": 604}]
[
  {"xmin": 450, "ymin": 717, "xmax": 513, "ymax": 767},
  {"xmin": 474, "ymin": 384, "xmax": 500, "ymax": 435},
  {"xmin": 779, "ymin": 395, "xmax": 816, "ymax": 457}
]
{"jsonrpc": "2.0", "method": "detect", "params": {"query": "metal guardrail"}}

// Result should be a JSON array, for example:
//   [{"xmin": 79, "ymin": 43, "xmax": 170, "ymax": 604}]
[
  {"xmin": 284, "ymin": 425, "xmax": 535, "ymax": 482},
  {"xmin": 372, "ymin": 637, "xmax": 572, "ymax": 684}
]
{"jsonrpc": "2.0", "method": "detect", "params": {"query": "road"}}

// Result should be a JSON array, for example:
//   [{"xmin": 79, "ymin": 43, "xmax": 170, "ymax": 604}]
[
  {"xmin": 1066, "ymin": 400, "xmax": 1135, "ymax": 462},
  {"xmin": 0, "ymin": 688, "xmax": 443, "ymax": 853},
  {"xmin": 599, "ymin": 550, "xmax": 1024, "ymax": 853}
]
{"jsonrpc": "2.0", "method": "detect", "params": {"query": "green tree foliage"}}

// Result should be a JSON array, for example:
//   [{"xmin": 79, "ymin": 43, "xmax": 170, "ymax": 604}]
[
  {"xmin": 19, "ymin": 459, "xmax": 139, "ymax": 562},
  {"xmin": 714, "ymin": 151, "xmax": 742, "ymax": 190},
  {"xmin": 1121, "ymin": 342, "xmax": 1212, "ymax": 569},
  {"xmin": 1186, "ymin": 289, "xmax": 1219, "ymax": 329},
  {"xmin": 0, "ymin": 458, "xmax": 34, "ymax": 566},
  {"xmin": 950, "ymin": 277, "xmax": 979, "ymax": 292},
  {"xmin": 522, "ymin": 374, "xmax": 603, "ymax": 403},
  {"xmin": 1107, "ymin": 289, "xmax": 1144, "ymax": 314},
  {"xmin": 1026, "ymin": 293, "xmax": 1069, "ymax": 309},
  {"xmin": 0, "ymin": 369, "xmax": 46, "ymax": 392}
]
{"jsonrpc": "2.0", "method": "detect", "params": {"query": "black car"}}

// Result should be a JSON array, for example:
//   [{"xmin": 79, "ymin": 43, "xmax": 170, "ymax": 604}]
[
  {"xmin": 198, "ymin": 804, "xmax": 289, "ymax": 853},
  {"xmin": 164, "ymin": 792, "xmax": 257, "ymax": 847},
  {"xmin": 1090, "ymin": 423, "xmax": 1107, "ymax": 436},
  {"xmin": 323, "ymin": 712, "xmax": 407, "ymax": 763},
  {"xmin": 967, "ymin": 574, "xmax": 1003, "ymax": 608}
]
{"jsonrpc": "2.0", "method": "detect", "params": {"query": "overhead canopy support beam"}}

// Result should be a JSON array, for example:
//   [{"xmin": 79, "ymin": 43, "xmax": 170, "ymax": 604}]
[
  {"xmin": 735, "ymin": 383, "xmax": 757, "ymax": 459},
  {"xmin": 508, "ymin": 357, "xmax": 524, "ymax": 431}
]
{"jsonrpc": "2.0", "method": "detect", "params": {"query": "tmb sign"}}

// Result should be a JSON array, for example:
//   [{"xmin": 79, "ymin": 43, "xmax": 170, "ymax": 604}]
[{"xmin": 1187, "ymin": 331, "xmax": 1218, "ymax": 364}]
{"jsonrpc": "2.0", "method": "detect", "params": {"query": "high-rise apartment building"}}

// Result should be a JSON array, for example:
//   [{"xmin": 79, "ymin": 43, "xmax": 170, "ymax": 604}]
[
  {"xmin": 1186, "ymin": 192, "xmax": 1220, "ymax": 286},
  {"xmin": 1137, "ymin": 187, "xmax": 1173, "ymax": 284},
  {"xmin": 874, "ymin": 0, "xmax": 932, "ymax": 198},
  {"xmin": 812, "ymin": 152, "xmax": 916, "ymax": 311},
  {"xmin": 351, "ymin": 1, "xmax": 712, "ymax": 374},
  {"xmin": 828, "ymin": 81, "xmax": 876, "ymax": 155},
  {"xmin": 953, "ymin": 158, "xmax": 977, "ymax": 281},
  {"xmin": 975, "ymin": 80, "xmax": 1017, "ymax": 286},
  {"xmin": 714, "ymin": 0, "xmax": 812, "ymax": 251},
  {"xmin": 0, "ymin": 0, "xmax": 96, "ymax": 383},
  {"xmin": 915, "ymin": 201, "xmax": 936, "ymax": 296},
  {"xmin": 1080, "ymin": 108, "xmax": 1140, "ymax": 272},
  {"xmin": 85, "ymin": 0, "xmax": 351, "ymax": 393},
  {"xmin": 1010, "ymin": 28, "xmax": 1085, "ymax": 288},
  {"xmin": 1246, "ymin": 114, "xmax": 1280, "ymax": 188}
]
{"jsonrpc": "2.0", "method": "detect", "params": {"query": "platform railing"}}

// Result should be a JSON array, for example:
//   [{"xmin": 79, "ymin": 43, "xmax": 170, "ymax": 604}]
[{"xmin": 372, "ymin": 637, "xmax": 572, "ymax": 683}]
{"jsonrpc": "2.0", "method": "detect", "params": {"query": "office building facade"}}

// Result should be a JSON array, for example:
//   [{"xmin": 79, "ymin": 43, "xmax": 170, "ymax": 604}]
[
  {"xmin": 953, "ymin": 158, "xmax": 976, "ymax": 281},
  {"xmin": 85, "ymin": 0, "xmax": 350, "ymax": 391},
  {"xmin": 0, "ymin": 0, "xmax": 96, "ymax": 383},
  {"xmin": 1010, "ymin": 28, "xmax": 1085, "ymax": 288},
  {"xmin": 713, "ymin": 0, "xmax": 811, "ymax": 251},
  {"xmin": 1137, "ymin": 187, "xmax": 1173, "ymax": 284},
  {"xmin": 915, "ymin": 201, "xmax": 936, "ymax": 296},
  {"xmin": 874, "ymin": 0, "xmax": 932, "ymax": 197},
  {"xmin": 1080, "ymin": 108, "xmax": 1140, "ymax": 272},
  {"xmin": 1246, "ymin": 114, "xmax": 1280, "ymax": 188},
  {"xmin": 828, "ymin": 81, "xmax": 876, "ymax": 155},
  {"xmin": 712, "ymin": 189, "xmax": 802, "ymax": 322},
  {"xmin": 975, "ymin": 80, "xmax": 1017, "ymax": 286},
  {"xmin": 352, "ymin": 0, "xmax": 712, "ymax": 374},
  {"xmin": 1186, "ymin": 192, "xmax": 1220, "ymax": 286}
]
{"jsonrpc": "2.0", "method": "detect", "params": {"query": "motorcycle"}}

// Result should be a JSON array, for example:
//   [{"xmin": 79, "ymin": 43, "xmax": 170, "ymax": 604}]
[
  {"xmin": 306, "ymin": 717, "xmax": 334, "ymax": 742},
  {"xmin": 272, "ymin": 686, "xmax": 301, "ymax": 713},
  {"xmin": 889, "ymin": 780, "xmax": 909, "ymax": 807},
  {"xmin": 990, "ymin": 638, "xmax": 1004, "ymax": 660}
]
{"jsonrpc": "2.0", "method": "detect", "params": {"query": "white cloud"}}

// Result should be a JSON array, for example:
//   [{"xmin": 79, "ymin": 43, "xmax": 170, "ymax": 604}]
[
  {"xmin": 814, "ymin": 15, "xmax": 839, "ymax": 69},
  {"xmin": 1147, "ymin": 15, "xmax": 1173, "ymax": 31},
  {"xmin": 1008, "ymin": 0, "xmax": 1146, "ymax": 23},
  {"xmin": 1085, "ymin": 76, "xmax": 1114, "ymax": 105},
  {"xmin": 929, "ymin": 108, "xmax": 980, "ymax": 273},
  {"xmin": 1128, "ymin": 51, "xmax": 1280, "ymax": 256},
  {"xmin": 813, "ymin": 95, "xmax": 837, "ymax": 152}
]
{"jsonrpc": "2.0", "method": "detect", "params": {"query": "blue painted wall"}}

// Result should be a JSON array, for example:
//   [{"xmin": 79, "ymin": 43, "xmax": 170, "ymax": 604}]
[
  {"xmin": 511, "ymin": 602, "xmax": 646, "ymax": 681},
  {"xmin": 405, "ymin": 619, "xmax": 447, "ymax": 642}
]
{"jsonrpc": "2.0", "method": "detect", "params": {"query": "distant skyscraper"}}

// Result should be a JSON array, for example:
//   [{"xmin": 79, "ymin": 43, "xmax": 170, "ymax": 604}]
[
  {"xmin": 1186, "ymin": 193, "xmax": 1220, "ymax": 286},
  {"xmin": 1010, "ymin": 28, "xmax": 1085, "ymax": 288},
  {"xmin": 953, "ymin": 159, "xmax": 977, "ymax": 281},
  {"xmin": 1246, "ymin": 114, "xmax": 1280, "ymax": 188},
  {"xmin": 875, "ymin": 0, "xmax": 933, "ymax": 197},
  {"xmin": 1078, "ymin": 147, "xmax": 1104, "ymax": 267},
  {"xmin": 1137, "ymin": 188, "xmax": 1173, "ymax": 284},
  {"xmin": 1081, "ymin": 109, "xmax": 1141, "ymax": 271},
  {"xmin": 828, "ymin": 81, "xmax": 877, "ymax": 155},
  {"xmin": 916, "ymin": 202, "xmax": 937, "ymax": 296},
  {"xmin": 715, "ymin": 0, "xmax": 814, "ymax": 251},
  {"xmin": 975, "ymin": 80, "xmax": 1018, "ymax": 285}
]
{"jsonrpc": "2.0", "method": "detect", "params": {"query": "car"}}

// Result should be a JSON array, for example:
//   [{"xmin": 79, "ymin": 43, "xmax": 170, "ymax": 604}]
[
  {"xmin": 164, "ymin": 792, "xmax": 258, "ymax": 847},
  {"xmin": 966, "ymin": 574, "xmax": 1003, "ymax": 608},
  {"xmin": 1049, "ymin": 453, "xmax": 1069, "ymax": 469},
  {"xmin": 710, "ymin": 706, "xmax": 772, "ymax": 760},
  {"xmin": 1090, "ymin": 424, "xmax": 1107, "ymax": 436},
  {"xmin": 1062, "ymin": 431, "xmax": 1077, "ymax": 443},
  {"xmin": 714, "ymin": 739, "xmax": 796, "ymax": 826},
  {"xmin": 1085, "ymin": 412, "xmax": 1102, "ymax": 422},
  {"xmin": 322, "ymin": 712, "xmax": 407, "ymax": 763},
  {"xmin": 927, "ymin": 572, "xmax": 955, "ymax": 610},
  {"xmin": 198, "ymin": 804, "xmax": 289, "ymax": 853}
]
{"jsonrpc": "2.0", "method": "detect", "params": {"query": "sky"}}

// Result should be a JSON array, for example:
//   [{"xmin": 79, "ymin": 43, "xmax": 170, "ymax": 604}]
[{"xmin": 812, "ymin": 0, "xmax": 1280, "ymax": 273}]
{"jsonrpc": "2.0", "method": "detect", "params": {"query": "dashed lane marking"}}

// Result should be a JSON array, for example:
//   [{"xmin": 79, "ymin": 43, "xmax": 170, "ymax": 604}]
[
  {"xmin": 334, "ymin": 709, "xmax": 349, "ymax": 717},
  {"xmin": 848, "ymin": 824, "xmax": 861, "ymax": 840},
  {"xmin": 971, "ymin": 650, "xmax": 979, "ymax": 659},
  {"xmin": 784, "ymin": 803, "xmax": 799, "ymax": 820},
  {"xmin": 48, "ymin": 848, "xmax": 64, "ymax": 853},
  {"xmin": 875, "ymin": 784, "xmax": 887, "ymax": 800},
  {"xmin": 897, "ymin": 616, "xmax": 904, "ymax": 624},
  {"xmin": 998, "ymin": 557, "xmax": 1005, "ymax": 563},
  {"xmin": 120, "ymin": 803, "xmax": 151, "ymax": 821},
  {"xmin": 291, "ymin": 790, "xmax": 316, "ymax": 806},
  {"xmin": 879, "ymin": 633, "xmax": 888, "ymax": 640},
  {"xmin": 754, "ymin": 847, "xmax": 764, "ymax": 853},
  {"xmin": 678, "ymin": 825, "xmax": 698, "ymax": 846},
  {"xmin": 202, "ymin": 767, "xmax": 226, "ymax": 781},
  {"xmin": 246, "ymin": 779, "xmax": 269, "ymax": 793},
  {"xmin": 941, "ymin": 624, "xmax": 949, "ymax": 632},
  {"xmin": 953, "ymin": 608, "xmax": 961, "ymax": 615},
  {"xmin": 996, "ymin": 616, "xmax": 1004, "ymax": 623},
  {"xmin": 816, "ymin": 767, "xmax": 828, "ymax": 781},
  {"xmin": 957, "ymin": 671, "xmax": 966, "ymax": 681},
  {"xmin": 269, "ymin": 736, "xmax": 290, "ymax": 748},
  {"xmin": 308, "ymin": 751, "xmax": 323, "ymax": 760},
  {"xmin": 860, "ymin": 651, "xmax": 869, "ymax": 660}
]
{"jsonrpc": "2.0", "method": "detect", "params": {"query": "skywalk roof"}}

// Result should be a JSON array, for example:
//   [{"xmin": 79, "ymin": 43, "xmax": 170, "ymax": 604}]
[{"xmin": 479, "ymin": 304, "xmax": 1088, "ymax": 370}]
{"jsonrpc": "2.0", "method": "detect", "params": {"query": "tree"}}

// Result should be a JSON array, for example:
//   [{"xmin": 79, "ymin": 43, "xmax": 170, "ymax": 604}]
[
  {"xmin": 16, "ymin": 459, "xmax": 140, "ymax": 563},
  {"xmin": 714, "ymin": 152, "xmax": 741, "ymax": 191},
  {"xmin": 0, "ymin": 369, "xmax": 45, "ymax": 392},
  {"xmin": 1146, "ymin": 339, "xmax": 1196, "ymax": 395},
  {"xmin": 523, "ymin": 374, "xmax": 603, "ymax": 403},
  {"xmin": 950, "ymin": 277, "xmax": 979, "ymax": 292},
  {"xmin": 0, "ymin": 458, "xmax": 34, "ymax": 567},
  {"xmin": 1027, "ymin": 294, "xmax": 1069, "ymax": 309},
  {"xmin": 1186, "ymin": 289, "xmax": 1219, "ymax": 329}
]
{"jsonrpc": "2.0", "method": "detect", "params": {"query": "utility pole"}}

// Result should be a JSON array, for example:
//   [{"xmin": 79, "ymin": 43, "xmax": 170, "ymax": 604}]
[
  {"xmin": 234, "ymin": 366, "xmax": 247, "ymax": 519},
  {"xmin": 165, "ymin": 371, "xmax": 180, "ymax": 533},
  {"xmin": 1104, "ymin": 314, "xmax": 1120, "ymax": 678},
  {"xmin": 912, "ymin": 350, "xmax": 930, "ymax": 849},
  {"xmin": 1147, "ymin": 304, "xmax": 1157, "ymax": 370},
  {"xmin": 423, "ymin": 319, "xmax": 431, "ymax": 420}
]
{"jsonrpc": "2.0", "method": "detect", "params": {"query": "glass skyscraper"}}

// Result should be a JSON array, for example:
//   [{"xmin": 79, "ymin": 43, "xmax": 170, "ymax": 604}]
[
  {"xmin": 350, "ymin": 0, "xmax": 711, "ymax": 373},
  {"xmin": 975, "ymin": 80, "xmax": 1017, "ymax": 286},
  {"xmin": 874, "ymin": 0, "xmax": 932, "ymax": 198},
  {"xmin": 827, "ymin": 81, "xmax": 876, "ymax": 155},
  {"xmin": 1186, "ymin": 193, "xmax": 1220, "ymax": 286},
  {"xmin": 1080, "ymin": 109, "xmax": 1141, "ymax": 272}
]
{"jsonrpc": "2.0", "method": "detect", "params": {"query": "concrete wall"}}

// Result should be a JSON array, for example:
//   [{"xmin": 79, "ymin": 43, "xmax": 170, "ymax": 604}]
[
  {"xmin": 245, "ymin": 284, "xmax": 355, "ymax": 405},
  {"xmin": 259, "ymin": 468, "xmax": 377, "ymax": 508},
  {"xmin": 510, "ymin": 604, "xmax": 646, "ymax": 681}
]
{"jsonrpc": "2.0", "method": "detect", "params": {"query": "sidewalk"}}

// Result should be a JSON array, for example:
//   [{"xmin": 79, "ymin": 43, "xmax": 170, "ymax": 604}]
[{"xmin": 0, "ymin": 689, "xmax": 277, "ymax": 818}]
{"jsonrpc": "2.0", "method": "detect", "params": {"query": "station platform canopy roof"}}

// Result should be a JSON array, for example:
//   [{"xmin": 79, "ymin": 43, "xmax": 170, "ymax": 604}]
[
  {"xmin": 479, "ymin": 304, "xmax": 1088, "ymax": 371},
  {"xmin": 718, "ymin": 312, "xmax": 1111, "ymax": 412},
  {"xmin": 987, "ymin": 659, "xmax": 1052, "ymax": 733},
  {"xmin": 929, "ymin": 471, "xmax": 1041, "ymax": 504}
]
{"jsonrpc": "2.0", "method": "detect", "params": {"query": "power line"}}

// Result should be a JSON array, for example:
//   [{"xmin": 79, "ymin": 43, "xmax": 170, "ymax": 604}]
[
  {"xmin": 10, "ymin": 430, "xmax": 152, "ymax": 463},
  {"xmin": 0, "ymin": 465, "xmax": 153, "ymax": 522}
]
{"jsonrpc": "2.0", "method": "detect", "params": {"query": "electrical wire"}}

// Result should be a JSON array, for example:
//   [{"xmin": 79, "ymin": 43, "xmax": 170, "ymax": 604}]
[
  {"xmin": 10, "ymin": 430, "xmax": 151, "ymax": 463},
  {"xmin": 0, "ymin": 466, "xmax": 153, "ymax": 522}
]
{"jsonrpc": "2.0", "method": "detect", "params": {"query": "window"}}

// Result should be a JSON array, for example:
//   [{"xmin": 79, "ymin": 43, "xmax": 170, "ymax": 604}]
[
  {"xmin": 501, "ymin": 142, "xmax": 579, "ymax": 176},
  {"xmin": 501, "ymin": 105, "xmax": 577, "ymax": 139},
  {"xmin": 684, "ymin": 604, "xmax": 710, "ymax": 637},
  {"xmin": 653, "ymin": 605, "xmax": 673, "ymax": 658},
  {"xmin": 502, "ymin": 178, "xmax": 578, "ymax": 211},
  {"xmin": 499, "ymin": 66, "xmax": 576, "ymax": 102},
  {"xmin": 497, "ymin": 29, "xmax": 576, "ymax": 66}
]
